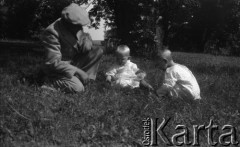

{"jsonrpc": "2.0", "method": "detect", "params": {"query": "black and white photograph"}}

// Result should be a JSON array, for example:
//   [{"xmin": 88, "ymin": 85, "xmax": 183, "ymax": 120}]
[{"xmin": 0, "ymin": 0, "xmax": 240, "ymax": 146}]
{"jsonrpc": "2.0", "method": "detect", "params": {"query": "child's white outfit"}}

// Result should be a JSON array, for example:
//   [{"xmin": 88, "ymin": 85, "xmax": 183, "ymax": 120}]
[
  {"xmin": 158, "ymin": 64, "xmax": 201, "ymax": 100},
  {"xmin": 106, "ymin": 60, "xmax": 141, "ymax": 88}
]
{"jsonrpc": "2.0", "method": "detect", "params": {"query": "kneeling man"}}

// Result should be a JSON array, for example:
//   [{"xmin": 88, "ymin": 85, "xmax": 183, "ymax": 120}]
[{"xmin": 41, "ymin": 3, "xmax": 103, "ymax": 93}]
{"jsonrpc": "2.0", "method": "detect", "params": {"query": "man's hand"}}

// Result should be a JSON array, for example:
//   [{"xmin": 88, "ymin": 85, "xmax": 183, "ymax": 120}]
[{"xmin": 75, "ymin": 68, "xmax": 89, "ymax": 85}]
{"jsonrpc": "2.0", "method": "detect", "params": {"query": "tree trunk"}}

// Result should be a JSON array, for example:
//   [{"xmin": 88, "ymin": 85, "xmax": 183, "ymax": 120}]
[
  {"xmin": 155, "ymin": 16, "xmax": 165, "ymax": 57},
  {"xmin": 201, "ymin": 28, "xmax": 209, "ymax": 52}
]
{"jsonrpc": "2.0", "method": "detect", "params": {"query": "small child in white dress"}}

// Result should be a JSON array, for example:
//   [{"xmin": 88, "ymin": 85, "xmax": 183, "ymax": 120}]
[
  {"xmin": 106, "ymin": 45, "xmax": 153, "ymax": 89},
  {"xmin": 156, "ymin": 49, "xmax": 201, "ymax": 100}
]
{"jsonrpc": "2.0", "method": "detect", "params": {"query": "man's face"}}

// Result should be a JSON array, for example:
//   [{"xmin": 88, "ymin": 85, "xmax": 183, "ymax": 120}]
[
  {"xmin": 63, "ymin": 20, "xmax": 83, "ymax": 35},
  {"xmin": 69, "ymin": 24, "xmax": 83, "ymax": 34}
]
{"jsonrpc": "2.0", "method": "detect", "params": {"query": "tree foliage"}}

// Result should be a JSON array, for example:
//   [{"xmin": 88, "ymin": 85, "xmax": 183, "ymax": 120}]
[
  {"xmin": 0, "ymin": 0, "xmax": 240, "ymax": 56},
  {"xmin": 90, "ymin": 0, "xmax": 240, "ymax": 56},
  {"xmin": 0, "ymin": 0, "xmax": 89, "ymax": 39},
  {"xmin": 90, "ymin": 0, "xmax": 200, "ymax": 56}
]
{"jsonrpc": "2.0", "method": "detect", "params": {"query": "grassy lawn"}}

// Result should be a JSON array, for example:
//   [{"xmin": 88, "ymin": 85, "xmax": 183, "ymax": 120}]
[{"xmin": 0, "ymin": 51, "xmax": 240, "ymax": 147}]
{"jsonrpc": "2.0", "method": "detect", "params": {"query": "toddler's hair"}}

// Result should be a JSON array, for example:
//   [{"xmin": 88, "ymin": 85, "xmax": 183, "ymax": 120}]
[{"xmin": 116, "ymin": 45, "xmax": 130, "ymax": 57}]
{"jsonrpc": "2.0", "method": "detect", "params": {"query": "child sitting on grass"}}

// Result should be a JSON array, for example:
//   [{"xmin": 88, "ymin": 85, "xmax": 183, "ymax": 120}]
[
  {"xmin": 106, "ymin": 45, "xmax": 153, "ymax": 90},
  {"xmin": 156, "ymin": 48, "xmax": 201, "ymax": 101}
]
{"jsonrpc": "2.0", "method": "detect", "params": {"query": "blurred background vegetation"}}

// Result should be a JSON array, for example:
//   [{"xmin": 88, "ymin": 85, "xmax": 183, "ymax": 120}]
[{"xmin": 0, "ymin": 0, "xmax": 240, "ymax": 56}]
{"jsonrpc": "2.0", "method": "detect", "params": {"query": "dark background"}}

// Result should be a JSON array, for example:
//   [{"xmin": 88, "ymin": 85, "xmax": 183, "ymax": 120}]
[{"xmin": 0, "ymin": 0, "xmax": 240, "ymax": 56}]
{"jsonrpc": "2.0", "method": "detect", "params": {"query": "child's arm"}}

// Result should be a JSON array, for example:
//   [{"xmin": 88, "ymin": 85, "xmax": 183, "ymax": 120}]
[
  {"xmin": 132, "ymin": 63, "xmax": 146, "ymax": 80},
  {"xmin": 132, "ymin": 63, "xmax": 139, "ymax": 73},
  {"xmin": 140, "ymin": 79, "xmax": 154, "ymax": 91},
  {"xmin": 135, "ymin": 69, "xmax": 145, "ymax": 75}
]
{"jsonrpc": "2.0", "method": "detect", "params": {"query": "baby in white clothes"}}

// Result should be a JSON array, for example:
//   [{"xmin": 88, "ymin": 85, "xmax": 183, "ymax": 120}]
[
  {"xmin": 106, "ymin": 45, "xmax": 152, "ymax": 89},
  {"xmin": 156, "ymin": 48, "xmax": 201, "ymax": 100}
]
